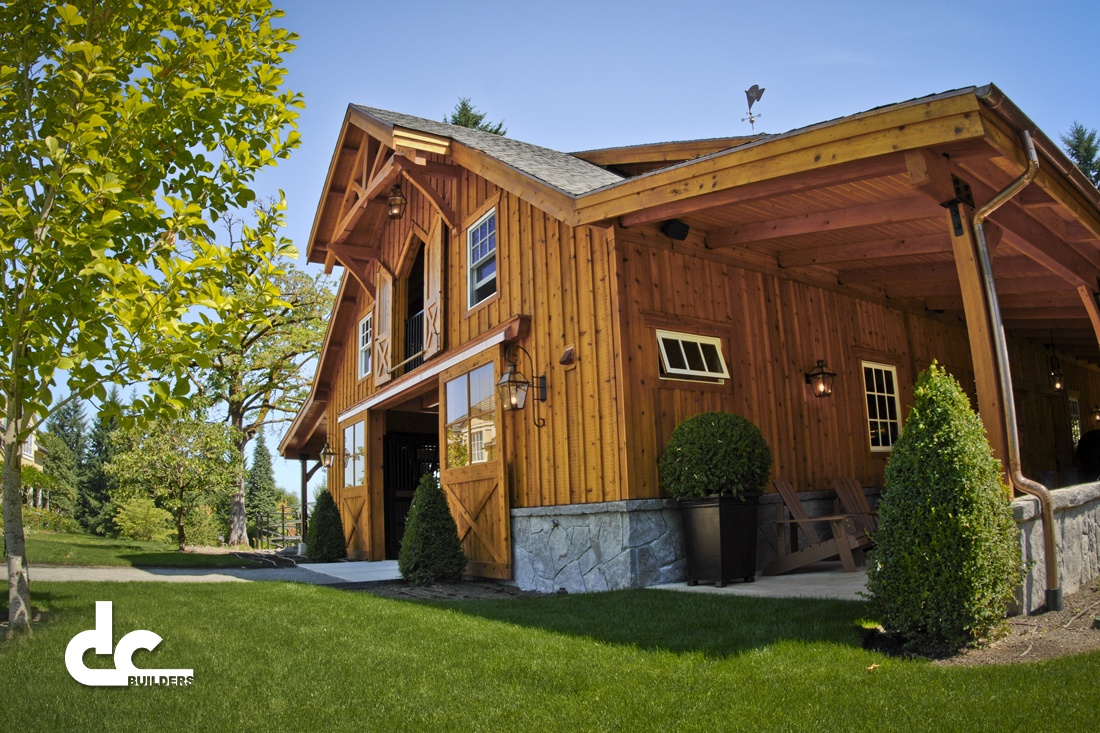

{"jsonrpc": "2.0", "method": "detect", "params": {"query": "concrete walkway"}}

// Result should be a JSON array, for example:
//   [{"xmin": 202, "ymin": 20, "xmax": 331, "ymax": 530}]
[
  {"xmin": 655, "ymin": 561, "xmax": 868, "ymax": 601},
  {"xmin": 6, "ymin": 560, "xmax": 402, "ymax": 586}
]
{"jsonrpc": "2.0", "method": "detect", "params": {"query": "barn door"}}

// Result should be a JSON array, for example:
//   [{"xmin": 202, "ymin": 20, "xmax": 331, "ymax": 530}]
[
  {"xmin": 374, "ymin": 266, "xmax": 393, "ymax": 385},
  {"xmin": 439, "ymin": 354, "xmax": 510, "ymax": 579},
  {"xmin": 422, "ymin": 217, "xmax": 444, "ymax": 360}
]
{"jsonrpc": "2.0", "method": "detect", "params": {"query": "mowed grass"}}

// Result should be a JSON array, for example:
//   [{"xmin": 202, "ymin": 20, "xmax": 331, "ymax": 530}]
[
  {"xmin": 1, "ymin": 582, "xmax": 1098, "ymax": 732},
  {"xmin": 4, "ymin": 532, "xmax": 260, "ymax": 569}
]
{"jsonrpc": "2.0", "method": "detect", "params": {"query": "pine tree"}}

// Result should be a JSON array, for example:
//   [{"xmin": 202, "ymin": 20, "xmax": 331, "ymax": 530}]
[
  {"xmin": 1061, "ymin": 122, "xmax": 1100, "ymax": 187},
  {"xmin": 398, "ymin": 473, "xmax": 467, "ymax": 585},
  {"xmin": 78, "ymin": 388, "xmax": 122, "ymax": 535},
  {"xmin": 444, "ymin": 97, "xmax": 507, "ymax": 136},
  {"xmin": 244, "ymin": 431, "xmax": 278, "ymax": 518}
]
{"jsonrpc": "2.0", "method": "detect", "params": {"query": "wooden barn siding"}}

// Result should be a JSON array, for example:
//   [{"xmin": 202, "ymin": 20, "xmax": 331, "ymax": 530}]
[
  {"xmin": 613, "ymin": 225, "xmax": 1100, "ymax": 496},
  {"xmin": 325, "ymin": 163, "xmax": 625, "ymax": 521}
]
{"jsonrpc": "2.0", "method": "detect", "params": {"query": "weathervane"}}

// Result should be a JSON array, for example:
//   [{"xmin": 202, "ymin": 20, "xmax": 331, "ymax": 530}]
[{"xmin": 742, "ymin": 84, "xmax": 765, "ymax": 132}]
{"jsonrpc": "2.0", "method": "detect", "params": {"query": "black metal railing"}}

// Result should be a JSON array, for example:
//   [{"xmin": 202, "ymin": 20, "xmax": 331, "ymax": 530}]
[
  {"xmin": 399, "ymin": 309, "xmax": 424, "ymax": 376},
  {"xmin": 251, "ymin": 502, "xmax": 313, "ymax": 550}
]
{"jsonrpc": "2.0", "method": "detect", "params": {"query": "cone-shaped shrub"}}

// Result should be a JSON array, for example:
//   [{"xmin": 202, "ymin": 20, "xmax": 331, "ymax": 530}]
[
  {"xmin": 307, "ymin": 489, "xmax": 346, "ymax": 563},
  {"xmin": 399, "ymin": 472, "xmax": 467, "ymax": 585},
  {"xmin": 867, "ymin": 363, "xmax": 1022, "ymax": 653}
]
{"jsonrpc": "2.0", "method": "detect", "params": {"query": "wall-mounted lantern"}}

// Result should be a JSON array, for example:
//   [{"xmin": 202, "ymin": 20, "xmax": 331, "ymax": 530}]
[
  {"xmin": 1092, "ymin": 405, "xmax": 1100, "ymax": 423},
  {"xmin": 805, "ymin": 359, "xmax": 836, "ymax": 398},
  {"xmin": 320, "ymin": 441, "xmax": 336, "ymax": 469},
  {"xmin": 497, "ymin": 344, "xmax": 547, "ymax": 428},
  {"xmin": 387, "ymin": 183, "xmax": 407, "ymax": 220}
]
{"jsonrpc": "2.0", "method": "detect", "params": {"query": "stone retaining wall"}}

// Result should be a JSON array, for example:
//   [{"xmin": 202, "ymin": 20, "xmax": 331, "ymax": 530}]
[{"xmin": 1014, "ymin": 482, "xmax": 1100, "ymax": 613}]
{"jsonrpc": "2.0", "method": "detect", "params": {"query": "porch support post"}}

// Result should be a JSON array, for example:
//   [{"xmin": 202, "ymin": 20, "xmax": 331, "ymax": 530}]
[{"xmin": 946, "ymin": 202, "xmax": 1012, "ymax": 483}]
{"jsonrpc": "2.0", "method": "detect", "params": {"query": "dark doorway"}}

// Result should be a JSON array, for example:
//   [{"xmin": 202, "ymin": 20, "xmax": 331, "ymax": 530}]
[{"xmin": 382, "ymin": 431, "xmax": 439, "ymax": 558}]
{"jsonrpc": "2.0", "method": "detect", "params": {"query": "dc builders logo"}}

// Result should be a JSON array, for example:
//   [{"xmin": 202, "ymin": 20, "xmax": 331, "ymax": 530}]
[{"xmin": 65, "ymin": 601, "xmax": 194, "ymax": 687}]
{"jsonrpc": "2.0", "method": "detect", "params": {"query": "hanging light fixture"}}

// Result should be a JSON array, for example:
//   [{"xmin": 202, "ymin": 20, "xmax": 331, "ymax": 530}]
[
  {"xmin": 387, "ymin": 182, "xmax": 407, "ymax": 219},
  {"xmin": 319, "ymin": 441, "xmax": 336, "ymax": 469},
  {"xmin": 497, "ymin": 344, "xmax": 547, "ymax": 427},
  {"xmin": 1047, "ymin": 331, "xmax": 1065, "ymax": 392},
  {"xmin": 804, "ymin": 359, "xmax": 836, "ymax": 398}
]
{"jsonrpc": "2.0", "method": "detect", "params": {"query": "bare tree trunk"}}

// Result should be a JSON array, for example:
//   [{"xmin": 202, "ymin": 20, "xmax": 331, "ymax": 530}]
[
  {"xmin": 3, "ymin": 425, "xmax": 32, "ymax": 637},
  {"xmin": 176, "ymin": 504, "xmax": 186, "ymax": 552}
]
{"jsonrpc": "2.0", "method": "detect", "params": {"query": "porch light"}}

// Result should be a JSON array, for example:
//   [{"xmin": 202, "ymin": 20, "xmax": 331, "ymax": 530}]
[
  {"xmin": 1048, "ymin": 355, "xmax": 1065, "ymax": 392},
  {"xmin": 387, "ymin": 183, "xmax": 407, "ymax": 219},
  {"xmin": 319, "ymin": 441, "xmax": 336, "ymax": 469},
  {"xmin": 497, "ymin": 344, "xmax": 547, "ymax": 428},
  {"xmin": 805, "ymin": 359, "xmax": 836, "ymax": 398},
  {"xmin": 1092, "ymin": 406, "xmax": 1100, "ymax": 423}
]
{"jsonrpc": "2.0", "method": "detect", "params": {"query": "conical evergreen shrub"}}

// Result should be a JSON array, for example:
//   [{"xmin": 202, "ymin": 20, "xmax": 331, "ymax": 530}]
[
  {"xmin": 398, "ymin": 472, "xmax": 467, "ymax": 585},
  {"xmin": 307, "ymin": 489, "xmax": 346, "ymax": 562},
  {"xmin": 866, "ymin": 363, "xmax": 1023, "ymax": 653}
]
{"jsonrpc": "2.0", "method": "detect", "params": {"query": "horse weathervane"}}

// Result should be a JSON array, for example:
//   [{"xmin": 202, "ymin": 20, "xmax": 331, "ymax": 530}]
[{"xmin": 742, "ymin": 84, "xmax": 765, "ymax": 132}]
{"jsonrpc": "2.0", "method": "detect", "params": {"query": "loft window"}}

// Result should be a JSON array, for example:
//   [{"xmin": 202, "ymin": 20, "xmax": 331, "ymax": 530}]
[
  {"xmin": 343, "ymin": 421, "xmax": 364, "ymax": 487},
  {"xmin": 357, "ymin": 314, "xmax": 372, "ymax": 380},
  {"xmin": 467, "ymin": 208, "xmax": 497, "ymax": 308},
  {"xmin": 863, "ymin": 362, "xmax": 901, "ymax": 451},
  {"xmin": 656, "ymin": 329, "xmax": 730, "ymax": 382},
  {"xmin": 445, "ymin": 362, "xmax": 496, "ymax": 468}
]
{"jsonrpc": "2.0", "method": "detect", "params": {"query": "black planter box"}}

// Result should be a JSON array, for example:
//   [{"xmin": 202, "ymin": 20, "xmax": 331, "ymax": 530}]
[{"xmin": 679, "ymin": 493, "xmax": 760, "ymax": 586}]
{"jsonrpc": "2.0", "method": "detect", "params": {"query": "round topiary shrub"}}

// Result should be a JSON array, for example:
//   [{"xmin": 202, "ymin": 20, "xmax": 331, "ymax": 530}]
[
  {"xmin": 866, "ymin": 363, "xmax": 1023, "ymax": 654},
  {"xmin": 659, "ymin": 411, "xmax": 772, "ymax": 499},
  {"xmin": 306, "ymin": 489, "xmax": 347, "ymax": 563},
  {"xmin": 399, "ymin": 472, "xmax": 467, "ymax": 585}
]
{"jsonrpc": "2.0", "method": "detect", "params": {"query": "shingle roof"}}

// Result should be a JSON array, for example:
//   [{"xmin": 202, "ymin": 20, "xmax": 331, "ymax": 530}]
[{"xmin": 352, "ymin": 105, "xmax": 625, "ymax": 197}]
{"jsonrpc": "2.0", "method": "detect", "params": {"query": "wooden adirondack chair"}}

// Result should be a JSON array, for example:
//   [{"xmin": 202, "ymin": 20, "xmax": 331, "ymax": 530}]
[
  {"xmin": 831, "ymin": 478, "xmax": 879, "ymax": 536},
  {"xmin": 762, "ymin": 479, "xmax": 869, "ymax": 576}
]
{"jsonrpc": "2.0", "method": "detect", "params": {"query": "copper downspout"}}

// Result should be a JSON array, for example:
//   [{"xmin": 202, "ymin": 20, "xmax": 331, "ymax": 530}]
[{"xmin": 970, "ymin": 130, "xmax": 1062, "ymax": 611}]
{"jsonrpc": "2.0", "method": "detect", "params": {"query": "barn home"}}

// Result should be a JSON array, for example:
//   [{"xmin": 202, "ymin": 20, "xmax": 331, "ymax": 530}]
[{"xmin": 280, "ymin": 84, "xmax": 1100, "ymax": 596}]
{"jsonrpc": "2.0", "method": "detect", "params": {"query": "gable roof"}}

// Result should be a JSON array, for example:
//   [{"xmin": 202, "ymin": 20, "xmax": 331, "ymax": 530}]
[{"xmin": 352, "ymin": 105, "xmax": 625, "ymax": 197}]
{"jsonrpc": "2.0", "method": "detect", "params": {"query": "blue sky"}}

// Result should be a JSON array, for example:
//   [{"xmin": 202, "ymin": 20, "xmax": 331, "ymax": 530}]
[{"xmin": 262, "ymin": 0, "xmax": 1100, "ymax": 492}]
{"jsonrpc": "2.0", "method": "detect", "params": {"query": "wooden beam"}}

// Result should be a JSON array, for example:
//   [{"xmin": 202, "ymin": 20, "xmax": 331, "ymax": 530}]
[
  {"xmin": 946, "ymin": 202, "xmax": 1010, "ymax": 477},
  {"xmin": 619, "ymin": 154, "xmax": 907, "ymax": 228},
  {"xmin": 401, "ymin": 166, "xmax": 457, "ymax": 230},
  {"xmin": 925, "ymin": 290, "xmax": 1082, "ymax": 311},
  {"xmin": 332, "ymin": 156, "xmax": 400, "ymax": 245},
  {"xmin": 451, "ymin": 141, "xmax": 574, "ymax": 223},
  {"xmin": 1077, "ymin": 285, "xmax": 1100, "ymax": 349},
  {"xmin": 328, "ymin": 244, "xmax": 377, "ymax": 300},
  {"xmin": 707, "ymin": 197, "xmax": 942, "ymax": 249},
  {"xmin": 779, "ymin": 233, "xmax": 948, "ymax": 268}
]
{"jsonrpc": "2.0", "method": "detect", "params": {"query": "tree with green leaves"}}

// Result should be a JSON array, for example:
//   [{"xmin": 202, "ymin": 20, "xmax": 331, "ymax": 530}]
[
  {"xmin": 1061, "ymin": 122, "xmax": 1100, "ymax": 187},
  {"xmin": 245, "ymin": 431, "xmax": 278, "ymax": 518},
  {"xmin": 0, "ymin": 1, "xmax": 301, "ymax": 635},
  {"xmin": 108, "ymin": 409, "xmax": 241, "ymax": 551},
  {"xmin": 78, "ymin": 387, "xmax": 122, "ymax": 535},
  {"xmin": 196, "ymin": 214, "xmax": 332, "ymax": 545},
  {"xmin": 445, "ymin": 97, "xmax": 507, "ymax": 136}
]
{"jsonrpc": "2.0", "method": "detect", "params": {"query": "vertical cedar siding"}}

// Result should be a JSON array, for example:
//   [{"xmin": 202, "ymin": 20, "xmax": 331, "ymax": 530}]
[
  {"xmin": 612, "ymin": 223, "xmax": 1100, "ymax": 496},
  {"xmin": 325, "ymin": 162, "xmax": 625, "ymax": 518}
]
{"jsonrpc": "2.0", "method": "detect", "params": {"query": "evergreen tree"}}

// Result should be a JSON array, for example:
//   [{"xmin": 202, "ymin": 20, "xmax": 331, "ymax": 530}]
[
  {"xmin": 244, "ymin": 431, "xmax": 278, "ymax": 518},
  {"xmin": 445, "ymin": 97, "xmax": 507, "ymax": 136},
  {"xmin": 37, "ymin": 432, "xmax": 76, "ymax": 515},
  {"xmin": 306, "ymin": 489, "xmax": 346, "ymax": 562},
  {"xmin": 1061, "ymin": 122, "xmax": 1100, "ymax": 187},
  {"xmin": 398, "ymin": 473, "xmax": 467, "ymax": 585},
  {"xmin": 78, "ymin": 388, "xmax": 122, "ymax": 535},
  {"xmin": 46, "ymin": 399, "xmax": 87, "ymax": 465}
]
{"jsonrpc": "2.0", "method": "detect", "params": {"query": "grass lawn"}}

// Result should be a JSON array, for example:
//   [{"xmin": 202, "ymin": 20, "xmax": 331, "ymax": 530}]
[
  {"xmin": 1, "ymin": 582, "xmax": 1097, "ymax": 731},
  {"xmin": 4, "ymin": 532, "xmax": 260, "ymax": 569}
]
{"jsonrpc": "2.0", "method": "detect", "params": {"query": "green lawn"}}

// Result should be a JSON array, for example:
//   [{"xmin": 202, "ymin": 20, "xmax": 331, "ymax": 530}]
[
  {"xmin": 5, "ymin": 532, "xmax": 260, "ymax": 569},
  {"xmin": 1, "ymin": 582, "xmax": 1097, "ymax": 731}
]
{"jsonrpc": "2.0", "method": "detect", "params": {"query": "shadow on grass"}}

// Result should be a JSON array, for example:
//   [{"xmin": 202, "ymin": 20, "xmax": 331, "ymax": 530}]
[
  {"xmin": 117, "ymin": 553, "xmax": 257, "ymax": 569},
  {"xmin": 415, "ymin": 588, "xmax": 873, "ymax": 659}
]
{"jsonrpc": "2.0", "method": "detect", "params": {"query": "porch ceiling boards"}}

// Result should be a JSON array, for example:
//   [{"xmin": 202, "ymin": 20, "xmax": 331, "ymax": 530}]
[{"xmin": 605, "ymin": 93, "xmax": 1100, "ymax": 365}]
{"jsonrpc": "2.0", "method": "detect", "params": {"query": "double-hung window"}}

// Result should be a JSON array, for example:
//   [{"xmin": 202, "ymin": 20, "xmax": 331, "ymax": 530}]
[
  {"xmin": 357, "ymin": 314, "xmax": 372, "ymax": 380},
  {"xmin": 343, "ymin": 421, "xmax": 364, "ymax": 487},
  {"xmin": 862, "ymin": 362, "xmax": 901, "ymax": 451},
  {"xmin": 468, "ymin": 208, "xmax": 497, "ymax": 308}
]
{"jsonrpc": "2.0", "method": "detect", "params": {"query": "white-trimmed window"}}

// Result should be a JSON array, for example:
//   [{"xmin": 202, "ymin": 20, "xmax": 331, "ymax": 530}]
[
  {"xmin": 467, "ymin": 208, "xmax": 497, "ymax": 308},
  {"xmin": 357, "ymin": 314, "xmax": 372, "ymax": 380},
  {"xmin": 863, "ymin": 362, "xmax": 901, "ymax": 451},
  {"xmin": 343, "ymin": 421, "xmax": 364, "ymax": 487},
  {"xmin": 656, "ymin": 329, "xmax": 730, "ymax": 382},
  {"xmin": 470, "ymin": 430, "xmax": 485, "ymax": 463},
  {"xmin": 445, "ymin": 362, "xmax": 496, "ymax": 468},
  {"xmin": 1069, "ymin": 397, "xmax": 1082, "ymax": 446},
  {"xmin": 21, "ymin": 439, "xmax": 33, "ymax": 460}
]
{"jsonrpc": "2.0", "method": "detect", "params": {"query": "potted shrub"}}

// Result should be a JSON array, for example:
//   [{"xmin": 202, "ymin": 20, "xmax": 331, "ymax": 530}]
[{"xmin": 659, "ymin": 411, "xmax": 772, "ymax": 586}]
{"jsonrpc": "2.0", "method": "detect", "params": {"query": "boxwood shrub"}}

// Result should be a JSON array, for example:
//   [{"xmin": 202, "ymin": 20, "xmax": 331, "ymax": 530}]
[
  {"xmin": 399, "ymin": 472, "xmax": 467, "ymax": 585},
  {"xmin": 659, "ymin": 411, "xmax": 772, "ymax": 499},
  {"xmin": 306, "ymin": 489, "xmax": 347, "ymax": 563},
  {"xmin": 866, "ymin": 363, "xmax": 1023, "ymax": 653}
]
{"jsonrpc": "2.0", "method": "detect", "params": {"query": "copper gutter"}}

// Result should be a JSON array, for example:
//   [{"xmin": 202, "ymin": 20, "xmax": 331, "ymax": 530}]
[{"xmin": 970, "ymin": 129, "xmax": 1062, "ymax": 611}]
